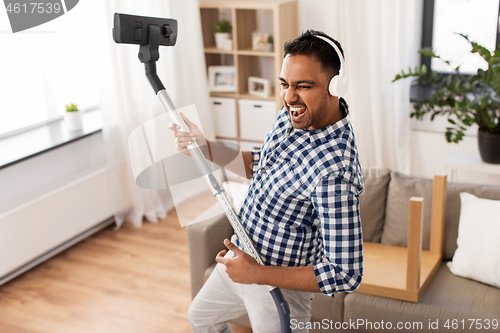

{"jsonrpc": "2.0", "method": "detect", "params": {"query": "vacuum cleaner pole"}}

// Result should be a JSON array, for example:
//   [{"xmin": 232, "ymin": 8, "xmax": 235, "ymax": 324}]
[{"xmin": 112, "ymin": 14, "xmax": 291, "ymax": 332}]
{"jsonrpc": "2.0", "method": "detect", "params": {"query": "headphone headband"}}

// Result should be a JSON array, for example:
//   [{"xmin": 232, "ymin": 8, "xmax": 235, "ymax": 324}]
[{"xmin": 314, "ymin": 34, "xmax": 348, "ymax": 97}]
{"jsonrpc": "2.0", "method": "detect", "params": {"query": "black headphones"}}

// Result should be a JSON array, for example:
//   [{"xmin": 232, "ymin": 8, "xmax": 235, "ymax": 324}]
[{"xmin": 314, "ymin": 35, "xmax": 348, "ymax": 97}]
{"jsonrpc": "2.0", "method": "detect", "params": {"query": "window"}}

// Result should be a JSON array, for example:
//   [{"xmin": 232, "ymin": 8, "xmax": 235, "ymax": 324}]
[
  {"xmin": 421, "ymin": 0, "xmax": 500, "ymax": 74},
  {"xmin": 411, "ymin": 0, "xmax": 499, "ymax": 132},
  {"xmin": 0, "ymin": 1, "xmax": 106, "ymax": 137}
]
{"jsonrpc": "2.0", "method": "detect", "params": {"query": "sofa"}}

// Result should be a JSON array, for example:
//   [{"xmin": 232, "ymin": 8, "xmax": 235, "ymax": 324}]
[{"xmin": 187, "ymin": 169, "xmax": 500, "ymax": 332}]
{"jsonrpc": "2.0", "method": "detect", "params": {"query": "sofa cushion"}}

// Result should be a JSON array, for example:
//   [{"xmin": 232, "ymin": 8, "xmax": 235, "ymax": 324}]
[
  {"xmin": 381, "ymin": 172, "xmax": 500, "ymax": 260},
  {"xmin": 359, "ymin": 168, "xmax": 390, "ymax": 243},
  {"xmin": 187, "ymin": 214, "xmax": 234, "ymax": 298},
  {"xmin": 447, "ymin": 193, "xmax": 500, "ymax": 288},
  {"xmin": 441, "ymin": 182, "xmax": 500, "ymax": 260},
  {"xmin": 310, "ymin": 292, "xmax": 346, "ymax": 325},
  {"xmin": 344, "ymin": 263, "xmax": 500, "ymax": 332},
  {"xmin": 381, "ymin": 172, "xmax": 433, "ymax": 250}
]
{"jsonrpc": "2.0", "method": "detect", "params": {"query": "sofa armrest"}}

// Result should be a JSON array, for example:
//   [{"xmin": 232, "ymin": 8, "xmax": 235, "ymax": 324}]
[{"xmin": 187, "ymin": 214, "xmax": 234, "ymax": 299}]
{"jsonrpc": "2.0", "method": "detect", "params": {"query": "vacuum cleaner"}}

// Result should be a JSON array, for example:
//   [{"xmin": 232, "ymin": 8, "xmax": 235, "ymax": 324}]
[{"xmin": 112, "ymin": 13, "xmax": 291, "ymax": 332}]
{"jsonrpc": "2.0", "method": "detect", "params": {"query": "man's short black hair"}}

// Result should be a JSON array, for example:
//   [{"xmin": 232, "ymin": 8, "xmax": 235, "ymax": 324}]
[{"xmin": 283, "ymin": 30, "xmax": 344, "ymax": 77}]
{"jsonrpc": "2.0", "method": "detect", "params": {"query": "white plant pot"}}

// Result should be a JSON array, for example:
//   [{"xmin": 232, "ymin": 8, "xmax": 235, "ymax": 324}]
[
  {"xmin": 215, "ymin": 33, "xmax": 231, "ymax": 49},
  {"xmin": 65, "ymin": 111, "xmax": 83, "ymax": 131},
  {"xmin": 265, "ymin": 43, "xmax": 274, "ymax": 52}
]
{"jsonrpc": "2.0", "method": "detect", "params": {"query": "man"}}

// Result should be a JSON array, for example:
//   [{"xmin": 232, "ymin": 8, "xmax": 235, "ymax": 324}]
[{"xmin": 170, "ymin": 30, "xmax": 363, "ymax": 332}]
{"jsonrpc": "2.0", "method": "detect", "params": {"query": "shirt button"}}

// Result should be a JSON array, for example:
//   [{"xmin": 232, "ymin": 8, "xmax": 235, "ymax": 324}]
[{"xmin": 261, "ymin": 168, "xmax": 266, "ymax": 173}]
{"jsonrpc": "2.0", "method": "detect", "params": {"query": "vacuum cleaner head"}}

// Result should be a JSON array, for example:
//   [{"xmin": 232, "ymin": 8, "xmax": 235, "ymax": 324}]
[{"xmin": 113, "ymin": 13, "xmax": 177, "ymax": 47}]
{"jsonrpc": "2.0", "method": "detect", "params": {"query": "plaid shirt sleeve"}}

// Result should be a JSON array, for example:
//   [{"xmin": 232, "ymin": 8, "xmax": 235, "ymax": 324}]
[
  {"xmin": 250, "ymin": 150, "xmax": 261, "ymax": 174},
  {"xmin": 311, "ymin": 173, "xmax": 363, "ymax": 297}
]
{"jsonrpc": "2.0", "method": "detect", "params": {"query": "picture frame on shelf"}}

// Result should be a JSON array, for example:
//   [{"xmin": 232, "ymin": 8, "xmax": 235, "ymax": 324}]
[
  {"xmin": 251, "ymin": 31, "xmax": 269, "ymax": 51},
  {"xmin": 208, "ymin": 66, "xmax": 236, "ymax": 92},
  {"xmin": 248, "ymin": 76, "xmax": 270, "ymax": 98}
]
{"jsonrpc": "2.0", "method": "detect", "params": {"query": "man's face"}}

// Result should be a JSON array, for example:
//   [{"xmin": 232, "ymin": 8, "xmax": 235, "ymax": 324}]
[{"xmin": 279, "ymin": 54, "xmax": 337, "ymax": 131}]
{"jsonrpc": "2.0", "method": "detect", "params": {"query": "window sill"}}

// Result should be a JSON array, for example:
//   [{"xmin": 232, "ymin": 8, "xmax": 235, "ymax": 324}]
[{"xmin": 0, "ymin": 110, "xmax": 103, "ymax": 170}]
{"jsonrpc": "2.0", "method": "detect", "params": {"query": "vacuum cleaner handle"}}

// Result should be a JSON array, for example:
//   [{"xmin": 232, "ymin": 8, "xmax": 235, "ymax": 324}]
[{"xmin": 271, "ymin": 287, "xmax": 292, "ymax": 332}]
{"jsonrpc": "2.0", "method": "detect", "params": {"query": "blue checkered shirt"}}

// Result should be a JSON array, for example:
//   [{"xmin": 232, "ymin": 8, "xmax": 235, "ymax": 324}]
[{"xmin": 235, "ymin": 98, "xmax": 364, "ymax": 297}]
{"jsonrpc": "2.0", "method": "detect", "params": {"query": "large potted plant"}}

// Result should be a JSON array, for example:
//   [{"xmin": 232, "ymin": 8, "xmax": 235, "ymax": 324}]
[
  {"xmin": 214, "ymin": 19, "xmax": 232, "ymax": 50},
  {"xmin": 393, "ymin": 34, "xmax": 500, "ymax": 163}
]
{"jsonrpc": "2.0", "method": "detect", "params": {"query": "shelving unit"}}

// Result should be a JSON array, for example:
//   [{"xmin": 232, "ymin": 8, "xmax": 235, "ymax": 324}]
[{"xmin": 199, "ymin": 0, "xmax": 298, "ymax": 148}]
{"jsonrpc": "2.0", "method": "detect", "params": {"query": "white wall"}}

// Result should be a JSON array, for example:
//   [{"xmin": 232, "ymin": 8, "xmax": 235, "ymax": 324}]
[
  {"xmin": 411, "ymin": 124, "xmax": 500, "ymax": 185},
  {"xmin": 0, "ymin": 133, "xmax": 118, "ymax": 282},
  {"xmin": 297, "ymin": 0, "xmax": 334, "ymax": 35},
  {"xmin": 0, "ymin": 133, "xmax": 107, "ymax": 213}
]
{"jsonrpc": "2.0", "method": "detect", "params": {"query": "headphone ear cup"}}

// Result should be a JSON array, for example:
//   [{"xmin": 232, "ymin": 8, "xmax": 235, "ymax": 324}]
[
  {"xmin": 337, "ymin": 76, "xmax": 348, "ymax": 97},
  {"xmin": 329, "ymin": 75, "xmax": 340, "ymax": 97},
  {"xmin": 329, "ymin": 75, "xmax": 348, "ymax": 97}
]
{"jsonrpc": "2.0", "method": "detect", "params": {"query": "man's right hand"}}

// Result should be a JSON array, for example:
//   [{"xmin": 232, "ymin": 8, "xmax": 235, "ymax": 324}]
[
  {"xmin": 168, "ymin": 112, "xmax": 254, "ymax": 179},
  {"xmin": 168, "ymin": 112, "xmax": 207, "ymax": 156}
]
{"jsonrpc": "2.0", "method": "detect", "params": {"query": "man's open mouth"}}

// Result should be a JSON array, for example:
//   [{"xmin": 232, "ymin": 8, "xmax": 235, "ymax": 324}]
[{"xmin": 289, "ymin": 106, "xmax": 307, "ymax": 121}]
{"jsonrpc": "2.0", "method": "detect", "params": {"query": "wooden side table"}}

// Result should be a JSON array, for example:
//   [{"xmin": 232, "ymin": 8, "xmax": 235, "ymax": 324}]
[
  {"xmin": 356, "ymin": 175, "xmax": 447, "ymax": 303},
  {"xmin": 446, "ymin": 152, "xmax": 500, "ymax": 182}
]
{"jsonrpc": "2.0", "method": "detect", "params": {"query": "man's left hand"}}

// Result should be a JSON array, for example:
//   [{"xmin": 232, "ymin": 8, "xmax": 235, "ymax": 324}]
[{"xmin": 215, "ymin": 239, "xmax": 262, "ymax": 284}]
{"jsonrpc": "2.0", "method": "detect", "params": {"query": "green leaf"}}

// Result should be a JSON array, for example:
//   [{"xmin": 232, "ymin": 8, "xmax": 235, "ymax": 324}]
[
  {"xmin": 419, "ymin": 48, "xmax": 437, "ymax": 58},
  {"xmin": 214, "ymin": 20, "xmax": 232, "ymax": 33},
  {"xmin": 445, "ymin": 131, "xmax": 452, "ymax": 143},
  {"xmin": 65, "ymin": 103, "xmax": 78, "ymax": 112},
  {"xmin": 421, "ymin": 64, "xmax": 427, "ymax": 76}
]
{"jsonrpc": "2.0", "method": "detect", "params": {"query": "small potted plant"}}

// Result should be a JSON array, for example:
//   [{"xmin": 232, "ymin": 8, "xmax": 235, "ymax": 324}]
[
  {"xmin": 266, "ymin": 34, "xmax": 274, "ymax": 52},
  {"xmin": 65, "ymin": 103, "xmax": 83, "ymax": 131},
  {"xmin": 214, "ymin": 19, "xmax": 232, "ymax": 50},
  {"xmin": 393, "ymin": 34, "xmax": 500, "ymax": 163}
]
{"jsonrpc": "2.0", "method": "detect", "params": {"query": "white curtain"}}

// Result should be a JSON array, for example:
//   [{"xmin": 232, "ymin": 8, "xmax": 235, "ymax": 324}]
[
  {"xmin": 322, "ymin": 0, "xmax": 423, "ymax": 174},
  {"xmin": 100, "ymin": 0, "xmax": 214, "ymax": 228}
]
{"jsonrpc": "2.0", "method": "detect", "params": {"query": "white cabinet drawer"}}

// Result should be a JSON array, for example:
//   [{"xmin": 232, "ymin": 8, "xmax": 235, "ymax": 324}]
[
  {"xmin": 211, "ymin": 97, "xmax": 237, "ymax": 138},
  {"xmin": 239, "ymin": 99, "xmax": 277, "ymax": 142}
]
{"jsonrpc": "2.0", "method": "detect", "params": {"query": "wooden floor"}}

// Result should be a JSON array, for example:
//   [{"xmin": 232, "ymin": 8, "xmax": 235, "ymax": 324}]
[{"xmin": 0, "ymin": 209, "xmax": 251, "ymax": 333}]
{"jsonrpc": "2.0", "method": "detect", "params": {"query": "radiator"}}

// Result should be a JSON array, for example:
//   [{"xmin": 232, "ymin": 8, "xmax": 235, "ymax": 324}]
[
  {"xmin": 411, "ymin": 131, "xmax": 500, "ymax": 185},
  {"xmin": 0, "ymin": 168, "xmax": 113, "ymax": 285}
]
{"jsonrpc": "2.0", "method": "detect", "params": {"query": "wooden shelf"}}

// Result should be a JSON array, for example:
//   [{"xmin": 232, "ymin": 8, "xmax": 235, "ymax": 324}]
[
  {"xmin": 204, "ymin": 47, "xmax": 275, "ymax": 57},
  {"xmin": 239, "ymin": 91, "xmax": 276, "ymax": 101},
  {"xmin": 356, "ymin": 175, "xmax": 447, "ymax": 303},
  {"xmin": 210, "ymin": 92, "xmax": 277, "ymax": 101},
  {"xmin": 237, "ymin": 49, "xmax": 275, "ymax": 56},
  {"xmin": 210, "ymin": 92, "xmax": 237, "ymax": 99},
  {"xmin": 199, "ymin": 0, "xmax": 296, "ymax": 10},
  {"xmin": 204, "ymin": 46, "xmax": 234, "ymax": 54},
  {"xmin": 201, "ymin": 0, "xmax": 297, "ymax": 144},
  {"xmin": 210, "ymin": 89, "xmax": 276, "ymax": 101}
]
